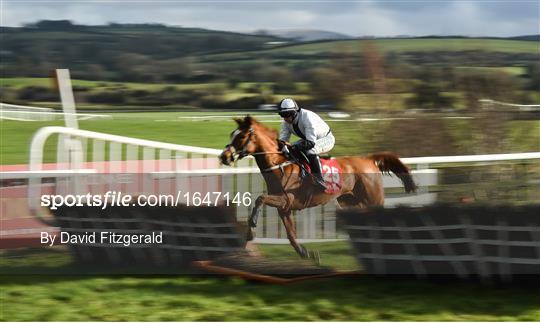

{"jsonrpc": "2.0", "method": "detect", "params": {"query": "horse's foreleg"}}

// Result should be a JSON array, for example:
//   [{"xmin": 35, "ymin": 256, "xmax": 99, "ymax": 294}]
[
  {"xmin": 246, "ymin": 195, "xmax": 264, "ymax": 241},
  {"xmin": 279, "ymin": 210, "xmax": 303, "ymax": 256},
  {"xmin": 246, "ymin": 193, "xmax": 295, "ymax": 241}
]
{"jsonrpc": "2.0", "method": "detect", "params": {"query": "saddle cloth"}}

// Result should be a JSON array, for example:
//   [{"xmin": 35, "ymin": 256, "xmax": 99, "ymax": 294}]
[{"xmin": 299, "ymin": 157, "xmax": 343, "ymax": 194}]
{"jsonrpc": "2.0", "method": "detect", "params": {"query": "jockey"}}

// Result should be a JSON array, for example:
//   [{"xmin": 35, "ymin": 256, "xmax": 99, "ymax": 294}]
[{"xmin": 277, "ymin": 98, "xmax": 335, "ymax": 190}]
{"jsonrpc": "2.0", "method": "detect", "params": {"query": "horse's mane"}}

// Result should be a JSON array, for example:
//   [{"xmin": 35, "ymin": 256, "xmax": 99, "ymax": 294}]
[{"xmin": 235, "ymin": 115, "xmax": 278, "ymax": 140}]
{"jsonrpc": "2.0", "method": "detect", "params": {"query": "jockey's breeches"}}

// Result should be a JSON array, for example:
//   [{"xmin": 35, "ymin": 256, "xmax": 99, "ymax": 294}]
[{"xmin": 295, "ymin": 132, "xmax": 335, "ymax": 155}]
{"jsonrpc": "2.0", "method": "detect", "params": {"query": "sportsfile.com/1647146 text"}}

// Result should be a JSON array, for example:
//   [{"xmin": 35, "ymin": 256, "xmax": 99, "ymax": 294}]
[{"xmin": 40, "ymin": 191, "xmax": 253, "ymax": 210}]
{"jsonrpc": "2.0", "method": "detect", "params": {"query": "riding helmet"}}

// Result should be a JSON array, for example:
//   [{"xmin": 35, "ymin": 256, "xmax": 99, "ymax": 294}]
[{"xmin": 277, "ymin": 98, "xmax": 300, "ymax": 112}]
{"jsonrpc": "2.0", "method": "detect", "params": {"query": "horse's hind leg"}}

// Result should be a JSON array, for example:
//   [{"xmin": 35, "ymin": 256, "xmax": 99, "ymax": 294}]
[
  {"xmin": 352, "ymin": 174, "xmax": 384, "ymax": 207},
  {"xmin": 337, "ymin": 186, "xmax": 368, "ymax": 208},
  {"xmin": 337, "ymin": 193, "xmax": 359, "ymax": 207}
]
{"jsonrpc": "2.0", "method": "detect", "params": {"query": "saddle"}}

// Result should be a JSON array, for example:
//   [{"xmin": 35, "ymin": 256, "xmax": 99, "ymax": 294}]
[
  {"xmin": 283, "ymin": 145, "xmax": 342, "ymax": 194},
  {"xmin": 284, "ymin": 147, "xmax": 310, "ymax": 171}
]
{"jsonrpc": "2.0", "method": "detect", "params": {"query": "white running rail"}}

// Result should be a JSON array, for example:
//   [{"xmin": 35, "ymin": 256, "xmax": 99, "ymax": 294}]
[
  {"xmin": 479, "ymin": 99, "xmax": 540, "ymax": 111},
  {"xmin": 1, "ymin": 102, "xmax": 112, "ymax": 121},
  {"xmin": 402, "ymin": 152, "xmax": 540, "ymax": 168},
  {"xmin": 27, "ymin": 126, "xmax": 254, "ymax": 224}
]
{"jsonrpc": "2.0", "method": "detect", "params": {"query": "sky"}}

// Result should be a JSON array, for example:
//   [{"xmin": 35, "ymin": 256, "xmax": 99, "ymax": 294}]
[{"xmin": 1, "ymin": 1, "xmax": 539, "ymax": 37}]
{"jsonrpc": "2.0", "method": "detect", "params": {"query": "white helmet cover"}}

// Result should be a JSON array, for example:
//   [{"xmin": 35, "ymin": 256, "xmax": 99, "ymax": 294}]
[{"xmin": 278, "ymin": 98, "xmax": 299, "ymax": 112}]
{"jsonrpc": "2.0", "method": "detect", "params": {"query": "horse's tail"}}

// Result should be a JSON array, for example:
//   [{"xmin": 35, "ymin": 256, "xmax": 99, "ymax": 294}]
[{"xmin": 369, "ymin": 152, "xmax": 417, "ymax": 193}]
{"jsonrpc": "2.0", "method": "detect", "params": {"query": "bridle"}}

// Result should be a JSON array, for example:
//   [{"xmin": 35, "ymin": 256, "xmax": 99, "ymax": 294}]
[
  {"xmin": 225, "ymin": 126, "xmax": 284, "ymax": 162},
  {"xmin": 223, "ymin": 125, "xmax": 296, "ymax": 207},
  {"xmin": 228, "ymin": 127, "xmax": 254, "ymax": 160}
]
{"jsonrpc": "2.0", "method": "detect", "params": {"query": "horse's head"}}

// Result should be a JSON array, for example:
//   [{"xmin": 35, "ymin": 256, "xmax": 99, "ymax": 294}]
[{"xmin": 220, "ymin": 116, "xmax": 258, "ymax": 166}]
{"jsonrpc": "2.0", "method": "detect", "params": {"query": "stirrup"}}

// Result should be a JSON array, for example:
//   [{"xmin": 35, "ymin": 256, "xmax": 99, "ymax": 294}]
[{"xmin": 313, "ymin": 176, "xmax": 327, "ymax": 190}]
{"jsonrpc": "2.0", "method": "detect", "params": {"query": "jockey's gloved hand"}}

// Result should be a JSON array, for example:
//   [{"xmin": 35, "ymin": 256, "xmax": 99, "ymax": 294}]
[
  {"xmin": 293, "ymin": 140, "xmax": 315, "ymax": 152},
  {"xmin": 278, "ymin": 140, "xmax": 291, "ymax": 155},
  {"xmin": 281, "ymin": 144, "xmax": 290, "ymax": 157},
  {"xmin": 278, "ymin": 140, "xmax": 289, "ymax": 149}
]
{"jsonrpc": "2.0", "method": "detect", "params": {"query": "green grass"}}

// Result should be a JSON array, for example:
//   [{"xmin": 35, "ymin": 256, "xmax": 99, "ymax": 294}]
[
  {"xmin": 0, "ymin": 116, "xmax": 236, "ymax": 165},
  {"xmin": 345, "ymin": 93, "xmax": 414, "ymax": 111},
  {"xmin": 259, "ymin": 242, "xmax": 359, "ymax": 271},
  {"xmin": 455, "ymin": 66, "xmax": 528, "ymax": 76},
  {"xmin": 2, "ymin": 275, "xmax": 539, "ymax": 321},
  {"xmin": 208, "ymin": 38, "xmax": 540, "ymax": 61},
  {"xmin": 0, "ymin": 112, "xmax": 382, "ymax": 164},
  {"xmin": 2, "ymin": 112, "xmax": 540, "ymax": 165},
  {"xmin": 275, "ymin": 38, "xmax": 540, "ymax": 54},
  {"xmin": 1, "ymin": 244, "xmax": 539, "ymax": 321}
]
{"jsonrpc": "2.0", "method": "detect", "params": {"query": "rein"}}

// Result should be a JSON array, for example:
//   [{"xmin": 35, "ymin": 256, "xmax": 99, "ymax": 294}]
[
  {"xmin": 250, "ymin": 149, "xmax": 291, "ymax": 173},
  {"xmin": 250, "ymin": 151, "xmax": 283, "ymax": 156},
  {"xmin": 226, "ymin": 125, "xmax": 297, "ymax": 172},
  {"xmin": 227, "ymin": 125, "xmax": 295, "ymax": 208},
  {"xmin": 260, "ymin": 161, "xmax": 293, "ymax": 173},
  {"xmin": 228, "ymin": 126, "xmax": 284, "ymax": 161}
]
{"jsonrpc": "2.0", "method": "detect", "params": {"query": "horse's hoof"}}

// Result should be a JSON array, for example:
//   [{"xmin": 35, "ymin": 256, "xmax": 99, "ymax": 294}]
[
  {"xmin": 299, "ymin": 245, "xmax": 309, "ymax": 258},
  {"xmin": 246, "ymin": 228, "xmax": 256, "ymax": 241}
]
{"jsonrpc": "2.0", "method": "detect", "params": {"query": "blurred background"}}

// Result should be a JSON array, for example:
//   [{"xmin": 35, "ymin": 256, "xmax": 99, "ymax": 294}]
[
  {"xmin": 2, "ymin": 0, "xmax": 540, "ymax": 153},
  {"xmin": 1, "ymin": 15, "xmax": 539, "ymax": 158}
]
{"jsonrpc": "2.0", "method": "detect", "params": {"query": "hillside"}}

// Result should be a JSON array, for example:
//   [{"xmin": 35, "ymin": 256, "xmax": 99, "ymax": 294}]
[
  {"xmin": 2, "ymin": 20, "xmax": 286, "ymax": 58},
  {"xmin": 273, "ymin": 37, "xmax": 539, "ymax": 54},
  {"xmin": 193, "ymin": 37, "xmax": 539, "ymax": 81},
  {"xmin": 1, "ymin": 20, "xmax": 288, "ymax": 80},
  {"xmin": 257, "ymin": 29, "xmax": 352, "ymax": 41},
  {"xmin": 2, "ymin": 21, "xmax": 539, "ymax": 82},
  {"xmin": 1, "ymin": 22, "xmax": 538, "ymax": 111},
  {"xmin": 203, "ymin": 37, "xmax": 540, "ymax": 62}
]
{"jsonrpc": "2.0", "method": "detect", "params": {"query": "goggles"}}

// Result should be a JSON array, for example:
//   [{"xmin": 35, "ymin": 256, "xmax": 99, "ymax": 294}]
[{"xmin": 278, "ymin": 110, "xmax": 296, "ymax": 118}]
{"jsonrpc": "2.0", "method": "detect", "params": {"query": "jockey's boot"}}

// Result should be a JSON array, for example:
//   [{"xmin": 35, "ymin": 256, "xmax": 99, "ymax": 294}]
[{"xmin": 308, "ymin": 154, "xmax": 326, "ymax": 190}]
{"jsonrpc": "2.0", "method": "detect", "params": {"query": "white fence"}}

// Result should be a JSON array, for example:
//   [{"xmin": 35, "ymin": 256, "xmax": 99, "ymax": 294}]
[
  {"xmin": 22, "ymin": 125, "xmax": 540, "ymax": 242},
  {"xmin": 479, "ymin": 99, "xmax": 540, "ymax": 112},
  {"xmin": 1, "ymin": 103, "xmax": 55, "ymax": 121},
  {"xmin": 0, "ymin": 102, "xmax": 112, "ymax": 121},
  {"xmin": 27, "ymin": 126, "xmax": 227, "ymax": 216}
]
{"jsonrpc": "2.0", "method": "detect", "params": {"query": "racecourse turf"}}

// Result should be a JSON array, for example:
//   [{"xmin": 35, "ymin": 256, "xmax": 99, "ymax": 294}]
[
  {"xmin": 2, "ymin": 275, "xmax": 540, "ymax": 321},
  {"xmin": 1, "ymin": 112, "xmax": 539, "ymax": 165},
  {"xmin": 0, "ymin": 112, "xmax": 383, "ymax": 165},
  {"xmin": 1, "ymin": 243, "xmax": 540, "ymax": 321}
]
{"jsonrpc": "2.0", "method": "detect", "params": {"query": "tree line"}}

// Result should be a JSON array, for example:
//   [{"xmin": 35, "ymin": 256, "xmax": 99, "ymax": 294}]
[{"xmin": 2, "ymin": 21, "xmax": 539, "ymax": 111}]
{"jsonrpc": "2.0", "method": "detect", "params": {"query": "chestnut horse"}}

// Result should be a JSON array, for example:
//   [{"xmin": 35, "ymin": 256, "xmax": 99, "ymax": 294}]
[{"xmin": 219, "ymin": 116, "xmax": 416, "ymax": 260}]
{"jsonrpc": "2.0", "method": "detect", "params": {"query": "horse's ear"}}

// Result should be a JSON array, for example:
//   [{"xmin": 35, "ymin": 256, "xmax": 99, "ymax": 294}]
[
  {"xmin": 244, "ymin": 115, "xmax": 254, "ymax": 125},
  {"xmin": 233, "ymin": 118, "xmax": 243, "ymax": 125}
]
